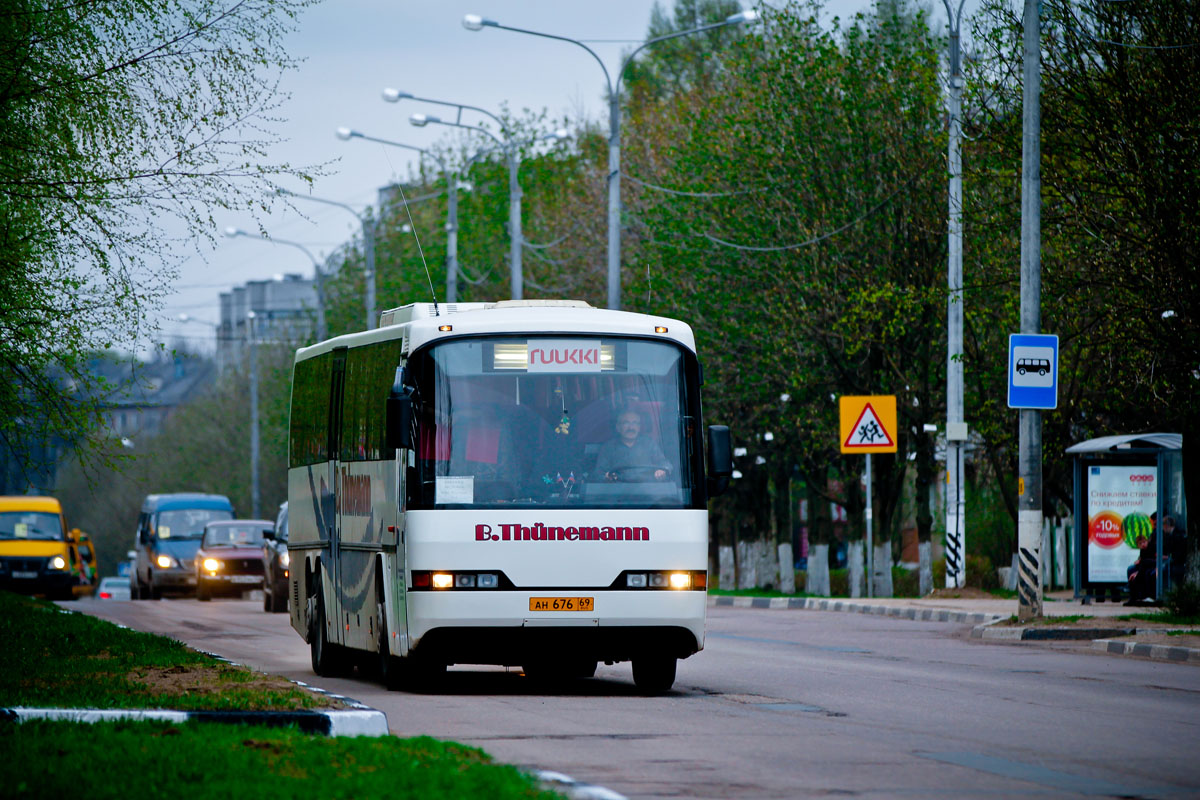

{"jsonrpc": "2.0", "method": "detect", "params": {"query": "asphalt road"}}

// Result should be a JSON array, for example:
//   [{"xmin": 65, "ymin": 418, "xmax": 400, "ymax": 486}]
[{"xmin": 73, "ymin": 596, "xmax": 1200, "ymax": 799}]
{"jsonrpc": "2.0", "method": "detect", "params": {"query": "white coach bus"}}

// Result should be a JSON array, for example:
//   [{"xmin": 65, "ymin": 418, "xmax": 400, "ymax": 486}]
[{"xmin": 286, "ymin": 300, "xmax": 731, "ymax": 693}]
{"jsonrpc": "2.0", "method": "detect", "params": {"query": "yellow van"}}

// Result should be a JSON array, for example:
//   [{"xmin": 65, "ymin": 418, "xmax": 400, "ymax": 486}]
[
  {"xmin": 69, "ymin": 528, "xmax": 98, "ymax": 598},
  {"xmin": 0, "ymin": 496, "xmax": 78, "ymax": 601}
]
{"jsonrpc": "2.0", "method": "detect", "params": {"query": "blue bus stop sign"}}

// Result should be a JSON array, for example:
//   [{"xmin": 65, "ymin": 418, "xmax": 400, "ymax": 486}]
[{"xmin": 1008, "ymin": 333, "xmax": 1059, "ymax": 409}]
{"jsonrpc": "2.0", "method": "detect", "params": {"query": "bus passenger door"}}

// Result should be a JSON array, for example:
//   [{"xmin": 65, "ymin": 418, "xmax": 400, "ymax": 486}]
[
  {"xmin": 325, "ymin": 348, "xmax": 347, "ymax": 647},
  {"xmin": 391, "ymin": 445, "xmax": 411, "ymax": 656}
]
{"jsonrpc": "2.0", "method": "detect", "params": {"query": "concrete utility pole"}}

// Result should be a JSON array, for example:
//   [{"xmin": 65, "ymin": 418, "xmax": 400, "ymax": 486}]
[
  {"xmin": 248, "ymin": 311, "xmax": 260, "ymax": 520},
  {"xmin": 944, "ymin": 0, "xmax": 969, "ymax": 589},
  {"xmin": 1017, "ymin": 0, "xmax": 1044, "ymax": 621}
]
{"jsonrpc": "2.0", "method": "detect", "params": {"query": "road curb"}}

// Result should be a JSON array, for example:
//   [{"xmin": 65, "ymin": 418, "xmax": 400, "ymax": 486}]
[
  {"xmin": 973, "ymin": 625, "xmax": 1139, "ymax": 641},
  {"xmin": 532, "ymin": 769, "xmax": 628, "ymax": 800},
  {"xmin": 709, "ymin": 595, "xmax": 1005, "ymax": 625},
  {"xmin": 0, "ymin": 705, "xmax": 388, "ymax": 735},
  {"xmin": 1091, "ymin": 639, "xmax": 1200, "ymax": 663}
]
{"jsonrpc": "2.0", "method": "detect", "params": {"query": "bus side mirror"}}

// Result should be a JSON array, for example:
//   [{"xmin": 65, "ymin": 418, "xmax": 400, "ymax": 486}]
[
  {"xmin": 706, "ymin": 425, "xmax": 732, "ymax": 497},
  {"xmin": 386, "ymin": 392, "xmax": 413, "ymax": 451}
]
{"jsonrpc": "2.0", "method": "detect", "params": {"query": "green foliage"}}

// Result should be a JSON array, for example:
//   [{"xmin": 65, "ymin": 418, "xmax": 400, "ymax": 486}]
[
  {"xmin": 0, "ymin": 0, "xmax": 316, "ymax": 482},
  {"xmin": 1, "ymin": 722, "xmax": 562, "ymax": 800},
  {"xmin": 1165, "ymin": 583, "xmax": 1200, "ymax": 619},
  {"xmin": 55, "ymin": 343, "xmax": 296, "ymax": 578},
  {"xmin": 964, "ymin": 0, "xmax": 1200, "ymax": 514},
  {"xmin": 0, "ymin": 591, "xmax": 321, "ymax": 710}
]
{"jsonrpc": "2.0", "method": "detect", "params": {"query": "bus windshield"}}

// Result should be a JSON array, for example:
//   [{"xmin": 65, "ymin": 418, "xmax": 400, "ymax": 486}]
[{"xmin": 411, "ymin": 336, "xmax": 697, "ymax": 509}]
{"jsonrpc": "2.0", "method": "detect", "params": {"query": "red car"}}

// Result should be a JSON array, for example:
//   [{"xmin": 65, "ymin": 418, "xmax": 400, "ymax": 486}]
[{"xmin": 194, "ymin": 519, "xmax": 272, "ymax": 601}]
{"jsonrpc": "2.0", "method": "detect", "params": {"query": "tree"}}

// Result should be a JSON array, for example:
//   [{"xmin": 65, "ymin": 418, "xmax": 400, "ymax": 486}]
[
  {"xmin": 623, "ymin": 0, "xmax": 948, "ymax": 593},
  {"xmin": 0, "ymin": 0, "xmax": 316, "ymax": 484},
  {"xmin": 964, "ymin": 0, "xmax": 1200, "ymax": 566}
]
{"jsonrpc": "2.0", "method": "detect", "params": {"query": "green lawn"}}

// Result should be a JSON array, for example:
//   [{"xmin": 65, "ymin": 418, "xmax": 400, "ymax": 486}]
[
  {"xmin": 0, "ymin": 590, "xmax": 324, "ymax": 710},
  {"xmin": 0, "ymin": 591, "xmax": 564, "ymax": 800},
  {"xmin": 1, "ymin": 720, "xmax": 560, "ymax": 800}
]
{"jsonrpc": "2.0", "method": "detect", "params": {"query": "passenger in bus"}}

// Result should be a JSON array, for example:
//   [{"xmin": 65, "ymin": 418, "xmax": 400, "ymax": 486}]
[{"xmin": 594, "ymin": 409, "xmax": 672, "ymax": 482}]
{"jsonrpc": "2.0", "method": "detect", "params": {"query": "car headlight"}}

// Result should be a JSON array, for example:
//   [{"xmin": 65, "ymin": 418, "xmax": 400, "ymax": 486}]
[
  {"xmin": 278, "ymin": 551, "xmax": 290, "ymax": 568},
  {"xmin": 156, "ymin": 555, "xmax": 178, "ymax": 569},
  {"xmin": 202, "ymin": 558, "xmax": 221, "ymax": 572},
  {"xmin": 49, "ymin": 556, "xmax": 67, "ymax": 570}
]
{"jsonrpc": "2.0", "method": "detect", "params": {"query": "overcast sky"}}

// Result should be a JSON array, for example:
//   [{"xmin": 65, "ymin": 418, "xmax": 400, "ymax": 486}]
[{"xmin": 158, "ymin": 0, "xmax": 976, "ymax": 353}]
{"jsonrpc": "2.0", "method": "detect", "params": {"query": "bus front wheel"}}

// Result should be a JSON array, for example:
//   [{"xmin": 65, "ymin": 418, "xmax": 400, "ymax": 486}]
[{"xmin": 632, "ymin": 655, "xmax": 677, "ymax": 694}]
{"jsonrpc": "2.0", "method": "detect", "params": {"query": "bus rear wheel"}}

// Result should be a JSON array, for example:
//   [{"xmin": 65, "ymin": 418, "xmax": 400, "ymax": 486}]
[{"xmin": 632, "ymin": 655, "xmax": 677, "ymax": 694}]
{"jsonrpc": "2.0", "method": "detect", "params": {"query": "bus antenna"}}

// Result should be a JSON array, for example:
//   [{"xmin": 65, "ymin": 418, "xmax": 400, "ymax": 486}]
[{"xmin": 393, "ymin": 180, "xmax": 440, "ymax": 316}]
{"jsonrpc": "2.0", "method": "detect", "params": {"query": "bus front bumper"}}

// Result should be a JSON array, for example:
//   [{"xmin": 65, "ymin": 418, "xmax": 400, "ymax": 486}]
[{"xmin": 405, "ymin": 590, "xmax": 706, "ymax": 665}]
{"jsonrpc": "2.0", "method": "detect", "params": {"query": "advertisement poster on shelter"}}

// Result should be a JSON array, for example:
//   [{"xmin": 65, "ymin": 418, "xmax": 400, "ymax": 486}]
[{"xmin": 1086, "ymin": 465, "xmax": 1157, "ymax": 583}]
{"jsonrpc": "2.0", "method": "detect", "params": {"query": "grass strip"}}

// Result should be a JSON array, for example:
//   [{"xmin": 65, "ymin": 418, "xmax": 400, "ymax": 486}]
[
  {"xmin": 1, "ymin": 720, "xmax": 562, "ymax": 800},
  {"xmin": 0, "ymin": 590, "xmax": 329, "ymax": 711}
]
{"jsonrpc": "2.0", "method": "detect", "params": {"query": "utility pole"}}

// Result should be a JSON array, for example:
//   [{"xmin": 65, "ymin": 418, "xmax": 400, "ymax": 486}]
[
  {"xmin": 1017, "ymin": 0, "xmax": 1044, "ymax": 621},
  {"xmin": 248, "ymin": 311, "xmax": 260, "ymax": 520},
  {"xmin": 944, "ymin": 0, "xmax": 968, "ymax": 589}
]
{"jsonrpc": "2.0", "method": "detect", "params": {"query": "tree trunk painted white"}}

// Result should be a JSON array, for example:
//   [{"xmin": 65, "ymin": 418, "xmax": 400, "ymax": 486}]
[
  {"xmin": 718, "ymin": 545, "xmax": 735, "ymax": 591},
  {"xmin": 808, "ymin": 543, "xmax": 831, "ymax": 597},
  {"xmin": 872, "ymin": 540, "xmax": 893, "ymax": 597},
  {"xmin": 737, "ymin": 540, "xmax": 758, "ymax": 590},
  {"xmin": 848, "ymin": 540, "xmax": 865, "ymax": 598},
  {"xmin": 918, "ymin": 540, "xmax": 933, "ymax": 596},
  {"xmin": 1054, "ymin": 519, "xmax": 1068, "ymax": 588},
  {"xmin": 757, "ymin": 539, "xmax": 778, "ymax": 590},
  {"xmin": 778, "ymin": 543, "xmax": 796, "ymax": 594}
]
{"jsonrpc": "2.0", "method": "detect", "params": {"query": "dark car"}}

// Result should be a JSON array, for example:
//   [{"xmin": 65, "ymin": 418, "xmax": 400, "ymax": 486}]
[
  {"xmin": 262, "ymin": 502, "xmax": 290, "ymax": 613},
  {"xmin": 194, "ymin": 519, "xmax": 272, "ymax": 601}
]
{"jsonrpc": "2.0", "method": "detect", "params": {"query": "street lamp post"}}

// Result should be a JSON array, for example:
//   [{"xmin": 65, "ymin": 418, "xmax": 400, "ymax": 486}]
[
  {"xmin": 385, "ymin": 91, "xmax": 525, "ymax": 300},
  {"xmin": 335, "ymin": 128, "xmax": 460, "ymax": 304},
  {"xmin": 463, "ymin": 9, "xmax": 758, "ymax": 310},
  {"xmin": 247, "ymin": 310, "xmax": 260, "ymax": 519},
  {"xmin": 944, "ymin": 0, "xmax": 968, "ymax": 590},
  {"xmin": 224, "ymin": 228, "xmax": 327, "ymax": 341},
  {"xmin": 277, "ymin": 187, "xmax": 377, "ymax": 331}
]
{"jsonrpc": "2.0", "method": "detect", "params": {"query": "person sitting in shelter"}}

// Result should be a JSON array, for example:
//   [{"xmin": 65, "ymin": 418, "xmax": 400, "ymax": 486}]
[
  {"xmin": 1126, "ymin": 513, "xmax": 1161, "ymax": 605},
  {"xmin": 593, "ymin": 408, "xmax": 672, "ymax": 482}
]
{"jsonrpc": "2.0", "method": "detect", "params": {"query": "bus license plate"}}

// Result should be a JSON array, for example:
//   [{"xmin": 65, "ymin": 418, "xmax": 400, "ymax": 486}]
[{"xmin": 529, "ymin": 597, "xmax": 594, "ymax": 612}]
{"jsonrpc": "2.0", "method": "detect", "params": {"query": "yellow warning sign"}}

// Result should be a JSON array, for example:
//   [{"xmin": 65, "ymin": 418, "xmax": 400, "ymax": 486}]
[{"xmin": 839, "ymin": 396, "xmax": 898, "ymax": 454}]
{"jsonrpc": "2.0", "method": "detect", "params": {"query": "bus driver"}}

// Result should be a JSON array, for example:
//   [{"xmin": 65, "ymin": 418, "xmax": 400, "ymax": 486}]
[{"xmin": 594, "ymin": 409, "xmax": 672, "ymax": 482}]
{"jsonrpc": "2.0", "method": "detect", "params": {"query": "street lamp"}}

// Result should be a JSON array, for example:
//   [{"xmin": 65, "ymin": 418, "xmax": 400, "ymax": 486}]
[
  {"xmin": 463, "ymin": 9, "xmax": 758, "ymax": 310},
  {"xmin": 224, "ymin": 227, "xmax": 327, "ymax": 341},
  {"xmin": 384, "ymin": 89, "xmax": 568, "ymax": 301},
  {"xmin": 336, "ymin": 127, "xmax": 461, "ymax": 304},
  {"xmin": 277, "ymin": 184, "xmax": 377, "ymax": 331},
  {"xmin": 247, "ymin": 310, "xmax": 260, "ymax": 519}
]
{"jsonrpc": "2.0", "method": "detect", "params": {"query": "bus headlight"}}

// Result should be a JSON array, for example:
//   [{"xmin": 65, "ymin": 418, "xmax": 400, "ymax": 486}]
[
  {"xmin": 431, "ymin": 573, "xmax": 453, "ymax": 589},
  {"xmin": 668, "ymin": 572, "xmax": 692, "ymax": 590},
  {"xmin": 621, "ymin": 570, "xmax": 706, "ymax": 590},
  {"xmin": 202, "ymin": 558, "xmax": 221, "ymax": 572},
  {"xmin": 156, "ymin": 555, "xmax": 178, "ymax": 569},
  {"xmin": 49, "ymin": 556, "xmax": 67, "ymax": 570},
  {"xmin": 279, "ymin": 551, "xmax": 290, "ymax": 568}
]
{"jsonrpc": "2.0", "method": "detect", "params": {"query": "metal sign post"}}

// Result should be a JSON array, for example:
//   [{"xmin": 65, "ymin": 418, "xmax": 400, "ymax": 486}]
[{"xmin": 840, "ymin": 396, "xmax": 898, "ymax": 599}]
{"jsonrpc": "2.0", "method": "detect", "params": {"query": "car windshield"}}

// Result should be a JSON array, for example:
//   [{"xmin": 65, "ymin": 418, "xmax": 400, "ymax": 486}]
[
  {"xmin": 0, "ymin": 511, "xmax": 63, "ymax": 540},
  {"xmin": 155, "ymin": 508, "xmax": 232, "ymax": 539},
  {"xmin": 101, "ymin": 577, "xmax": 129, "ymax": 588},
  {"xmin": 203, "ymin": 524, "xmax": 266, "ymax": 548}
]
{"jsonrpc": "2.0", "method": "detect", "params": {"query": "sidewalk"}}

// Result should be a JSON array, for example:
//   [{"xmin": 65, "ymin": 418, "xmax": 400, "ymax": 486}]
[{"xmin": 708, "ymin": 590, "xmax": 1200, "ymax": 665}]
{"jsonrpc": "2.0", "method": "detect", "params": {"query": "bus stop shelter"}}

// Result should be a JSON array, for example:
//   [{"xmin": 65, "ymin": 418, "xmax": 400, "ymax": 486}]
[{"xmin": 1067, "ymin": 432, "xmax": 1185, "ymax": 603}]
